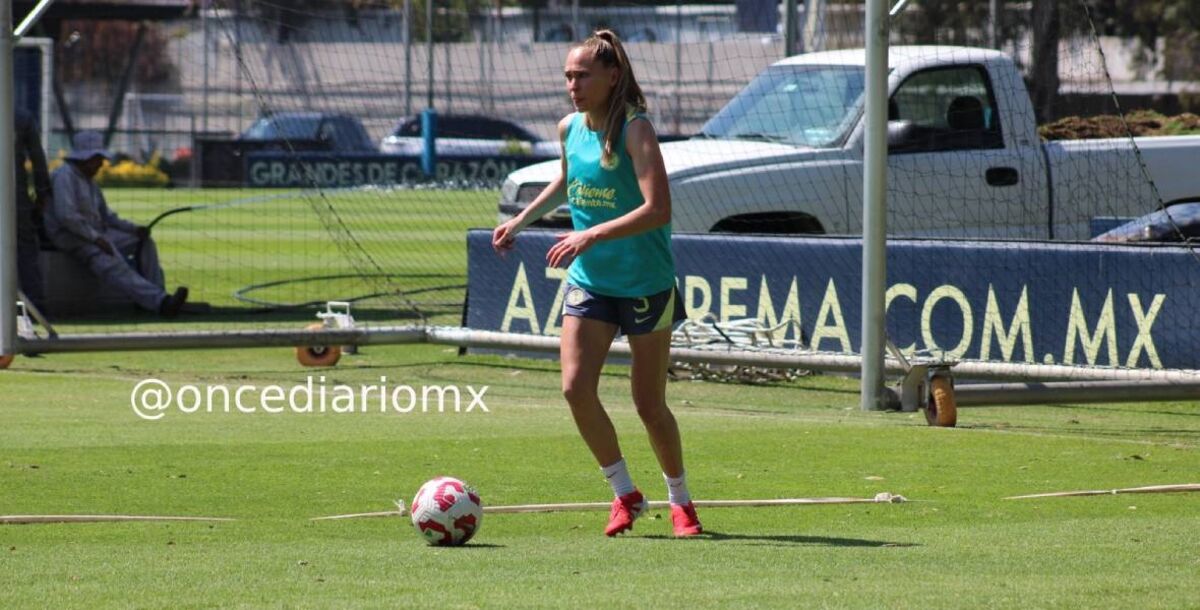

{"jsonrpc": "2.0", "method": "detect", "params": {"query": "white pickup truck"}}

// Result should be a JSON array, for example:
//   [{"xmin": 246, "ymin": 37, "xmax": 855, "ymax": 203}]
[{"xmin": 498, "ymin": 45, "xmax": 1200, "ymax": 240}]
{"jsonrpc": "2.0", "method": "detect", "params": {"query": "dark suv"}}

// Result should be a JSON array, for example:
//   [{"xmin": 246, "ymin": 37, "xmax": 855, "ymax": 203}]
[
  {"xmin": 196, "ymin": 112, "xmax": 376, "ymax": 185},
  {"xmin": 241, "ymin": 112, "xmax": 376, "ymax": 153}
]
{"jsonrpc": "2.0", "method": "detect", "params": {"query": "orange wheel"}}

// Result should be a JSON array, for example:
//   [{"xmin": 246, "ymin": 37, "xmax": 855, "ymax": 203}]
[
  {"xmin": 0, "ymin": 354, "xmax": 13, "ymax": 370},
  {"xmin": 296, "ymin": 323, "xmax": 341, "ymax": 367},
  {"xmin": 925, "ymin": 375, "xmax": 957, "ymax": 427}
]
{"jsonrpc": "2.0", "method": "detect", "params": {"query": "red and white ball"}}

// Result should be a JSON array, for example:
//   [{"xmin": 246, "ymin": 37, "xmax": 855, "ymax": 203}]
[{"xmin": 410, "ymin": 476, "xmax": 483, "ymax": 546}]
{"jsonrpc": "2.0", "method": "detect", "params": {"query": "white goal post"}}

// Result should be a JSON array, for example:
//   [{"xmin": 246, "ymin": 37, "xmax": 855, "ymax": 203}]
[{"xmin": 2, "ymin": 2, "xmax": 18, "ymax": 360}]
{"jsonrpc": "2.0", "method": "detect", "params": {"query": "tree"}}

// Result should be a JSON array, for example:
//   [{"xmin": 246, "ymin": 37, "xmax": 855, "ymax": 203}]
[
  {"xmin": 235, "ymin": 0, "xmax": 497, "ymax": 43},
  {"xmin": 1091, "ymin": 0, "xmax": 1200, "ymax": 82},
  {"xmin": 57, "ymin": 20, "xmax": 175, "ymax": 86},
  {"xmin": 1031, "ymin": 0, "xmax": 1060, "ymax": 123},
  {"xmin": 892, "ymin": 0, "xmax": 995, "ymax": 47}
]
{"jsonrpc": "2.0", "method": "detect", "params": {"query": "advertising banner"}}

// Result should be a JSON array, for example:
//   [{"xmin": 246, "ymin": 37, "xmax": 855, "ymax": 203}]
[{"xmin": 467, "ymin": 230, "xmax": 1195, "ymax": 370}]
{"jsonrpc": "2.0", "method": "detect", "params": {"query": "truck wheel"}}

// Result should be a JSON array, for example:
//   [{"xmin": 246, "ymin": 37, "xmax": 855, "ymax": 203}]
[
  {"xmin": 0, "ymin": 354, "xmax": 12, "ymax": 370},
  {"xmin": 296, "ymin": 323, "xmax": 341, "ymax": 367},
  {"xmin": 711, "ymin": 212, "xmax": 824, "ymax": 235},
  {"xmin": 925, "ymin": 375, "xmax": 957, "ymax": 427}
]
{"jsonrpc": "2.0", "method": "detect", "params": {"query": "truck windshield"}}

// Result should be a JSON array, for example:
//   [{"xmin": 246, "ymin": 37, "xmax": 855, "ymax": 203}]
[
  {"xmin": 699, "ymin": 65, "xmax": 865, "ymax": 148},
  {"xmin": 243, "ymin": 116, "xmax": 320, "ymax": 140}
]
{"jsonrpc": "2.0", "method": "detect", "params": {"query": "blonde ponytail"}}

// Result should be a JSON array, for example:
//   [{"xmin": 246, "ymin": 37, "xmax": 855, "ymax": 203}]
[{"xmin": 577, "ymin": 30, "xmax": 647, "ymax": 167}]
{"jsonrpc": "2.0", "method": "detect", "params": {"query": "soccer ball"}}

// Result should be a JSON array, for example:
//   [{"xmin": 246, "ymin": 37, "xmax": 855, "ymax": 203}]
[{"xmin": 410, "ymin": 476, "xmax": 483, "ymax": 546}]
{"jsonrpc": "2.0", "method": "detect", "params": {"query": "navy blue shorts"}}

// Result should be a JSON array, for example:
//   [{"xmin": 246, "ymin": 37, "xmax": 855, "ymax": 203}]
[{"xmin": 562, "ymin": 283, "xmax": 687, "ymax": 336}]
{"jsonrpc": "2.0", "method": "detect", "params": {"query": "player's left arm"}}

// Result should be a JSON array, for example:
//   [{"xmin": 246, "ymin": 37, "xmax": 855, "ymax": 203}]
[
  {"xmin": 546, "ymin": 119, "xmax": 670, "ymax": 267},
  {"xmin": 587, "ymin": 118, "xmax": 670, "ymax": 240}
]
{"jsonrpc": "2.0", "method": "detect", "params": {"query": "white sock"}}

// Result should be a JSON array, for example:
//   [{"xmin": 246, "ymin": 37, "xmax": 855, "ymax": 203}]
[
  {"xmin": 664, "ymin": 471, "xmax": 691, "ymax": 505},
  {"xmin": 601, "ymin": 458, "xmax": 636, "ymax": 497}
]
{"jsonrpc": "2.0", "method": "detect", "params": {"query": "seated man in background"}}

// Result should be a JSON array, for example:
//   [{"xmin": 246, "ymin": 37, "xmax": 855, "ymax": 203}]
[{"xmin": 44, "ymin": 131, "xmax": 188, "ymax": 317}]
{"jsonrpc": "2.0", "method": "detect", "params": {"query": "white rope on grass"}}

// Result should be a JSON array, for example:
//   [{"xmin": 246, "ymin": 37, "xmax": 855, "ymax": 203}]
[
  {"xmin": 1, "ymin": 515, "xmax": 236, "ymax": 524},
  {"xmin": 310, "ymin": 493, "xmax": 907, "ymax": 521},
  {"xmin": 1005, "ymin": 483, "xmax": 1200, "ymax": 500}
]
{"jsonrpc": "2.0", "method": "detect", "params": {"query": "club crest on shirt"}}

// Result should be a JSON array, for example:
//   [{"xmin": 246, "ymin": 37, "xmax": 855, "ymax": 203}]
[
  {"xmin": 565, "ymin": 286, "xmax": 587, "ymax": 307},
  {"xmin": 599, "ymin": 152, "xmax": 620, "ymax": 171}
]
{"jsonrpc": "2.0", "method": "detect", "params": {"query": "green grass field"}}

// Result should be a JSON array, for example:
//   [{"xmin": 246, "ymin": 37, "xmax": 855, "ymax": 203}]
[
  {"xmin": 2, "ymin": 343, "xmax": 1198, "ymax": 608},
  {"xmin": 9, "ymin": 186, "xmax": 1200, "ymax": 607}
]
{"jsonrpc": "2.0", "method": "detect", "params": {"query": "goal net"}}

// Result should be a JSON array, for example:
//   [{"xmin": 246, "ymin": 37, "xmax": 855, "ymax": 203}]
[{"xmin": 8, "ymin": 0, "xmax": 1198, "ymax": 381}]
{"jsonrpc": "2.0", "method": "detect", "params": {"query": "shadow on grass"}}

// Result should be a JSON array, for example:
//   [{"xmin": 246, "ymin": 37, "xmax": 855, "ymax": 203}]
[
  {"xmin": 962, "ymin": 422, "xmax": 1200, "ymax": 440},
  {"xmin": 640, "ymin": 530, "xmax": 918, "ymax": 548},
  {"xmin": 441, "ymin": 359, "xmax": 862, "ymax": 393},
  {"xmin": 958, "ymin": 403, "xmax": 1200, "ymax": 425},
  {"xmin": 1051, "ymin": 402, "xmax": 1200, "ymax": 419}
]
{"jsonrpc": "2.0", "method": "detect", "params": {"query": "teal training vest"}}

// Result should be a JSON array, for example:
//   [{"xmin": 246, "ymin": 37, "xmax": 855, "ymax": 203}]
[{"xmin": 564, "ymin": 110, "xmax": 675, "ymax": 298}]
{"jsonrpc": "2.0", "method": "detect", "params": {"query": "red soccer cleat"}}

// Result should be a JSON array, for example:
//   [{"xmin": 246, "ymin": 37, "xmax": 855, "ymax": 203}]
[
  {"xmin": 670, "ymin": 502, "xmax": 703, "ymax": 537},
  {"xmin": 604, "ymin": 490, "xmax": 647, "ymax": 537}
]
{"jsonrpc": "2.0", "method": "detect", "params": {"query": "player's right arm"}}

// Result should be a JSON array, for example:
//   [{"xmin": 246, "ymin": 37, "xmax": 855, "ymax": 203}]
[{"xmin": 492, "ymin": 115, "xmax": 572, "ymax": 253}]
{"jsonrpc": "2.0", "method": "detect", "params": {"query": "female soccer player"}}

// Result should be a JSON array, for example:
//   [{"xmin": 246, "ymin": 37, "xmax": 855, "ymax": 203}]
[{"xmin": 492, "ymin": 30, "xmax": 701, "ymax": 537}]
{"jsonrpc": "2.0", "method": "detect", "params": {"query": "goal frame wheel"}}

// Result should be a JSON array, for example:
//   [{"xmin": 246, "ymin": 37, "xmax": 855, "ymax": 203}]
[
  {"xmin": 925, "ymin": 375, "xmax": 957, "ymax": 427},
  {"xmin": 0, "ymin": 354, "xmax": 13, "ymax": 369},
  {"xmin": 296, "ymin": 323, "xmax": 341, "ymax": 367}
]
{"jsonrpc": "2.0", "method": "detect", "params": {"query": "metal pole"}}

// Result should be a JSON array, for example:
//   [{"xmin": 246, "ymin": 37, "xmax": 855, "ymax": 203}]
[
  {"xmin": 422, "ymin": 0, "xmax": 437, "ymax": 176},
  {"xmin": 404, "ymin": 0, "xmax": 412, "ymax": 117},
  {"xmin": 572, "ymin": 0, "xmax": 580, "ymax": 41},
  {"xmin": 202, "ymin": 4, "xmax": 209, "ymax": 133},
  {"xmin": 17, "ymin": 327, "xmax": 423, "ymax": 353},
  {"xmin": 235, "ymin": 0, "xmax": 242, "ymax": 123},
  {"xmin": 13, "ymin": 326, "xmax": 1200, "ymax": 383},
  {"xmin": 954, "ymin": 380, "xmax": 1200, "ymax": 407},
  {"xmin": 189, "ymin": 114, "xmax": 198, "ymax": 187},
  {"xmin": 489, "ymin": 0, "xmax": 498, "ymax": 114},
  {"xmin": 12, "ymin": 0, "xmax": 55, "ymax": 41},
  {"xmin": 674, "ymin": 0, "xmax": 682, "ymax": 135},
  {"xmin": 1, "ymin": 1, "xmax": 16, "ymax": 358},
  {"xmin": 478, "ymin": 8, "xmax": 486, "ymax": 114},
  {"xmin": 804, "ymin": 0, "xmax": 826, "ymax": 53},
  {"xmin": 444, "ymin": 28, "xmax": 451, "ymax": 112},
  {"xmin": 707, "ymin": 38, "xmax": 714, "ymax": 89},
  {"xmin": 13, "ymin": 0, "xmax": 56, "ymax": 41},
  {"xmin": 860, "ymin": 0, "xmax": 889, "ymax": 411},
  {"xmin": 785, "ymin": 0, "xmax": 798, "ymax": 57},
  {"xmin": 426, "ymin": 0, "xmax": 434, "ymax": 109},
  {"xmin": 989, "ymin": 0, "xmax": 999, "ymax": 48}
]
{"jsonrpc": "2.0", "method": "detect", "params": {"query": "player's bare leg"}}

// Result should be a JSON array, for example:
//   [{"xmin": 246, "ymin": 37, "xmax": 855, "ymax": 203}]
[
  {"xmin": 628, "ymin": 327, "xmax": 683, "ymax": 477},
  {"xmin": 629, "ymin": 327, "xmax": 702, "ymax": 536},
  {"xmin": 561, "ymin": 315, "xmax": 646, "ymax": 535},
  {"xmin": 560, "ymin": 315, "xmax": 622, "ymax": 466}
]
